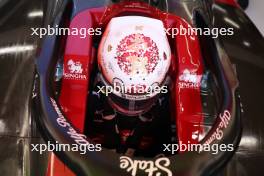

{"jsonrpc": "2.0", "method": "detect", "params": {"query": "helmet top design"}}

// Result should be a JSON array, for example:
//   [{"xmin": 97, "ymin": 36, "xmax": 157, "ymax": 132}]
[
  {"xmin": 98, "ymin": 16, "xmax": 171, "ymax": 101},
  {"xmin": 115, "ymin": 33, "xmax": 160, "ymax": 75}
]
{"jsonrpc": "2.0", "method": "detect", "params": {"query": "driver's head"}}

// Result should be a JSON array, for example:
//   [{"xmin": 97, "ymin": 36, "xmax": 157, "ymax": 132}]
[{"xmin": 98, "ymin": 16, "xmax": 171, "ymax": 116}]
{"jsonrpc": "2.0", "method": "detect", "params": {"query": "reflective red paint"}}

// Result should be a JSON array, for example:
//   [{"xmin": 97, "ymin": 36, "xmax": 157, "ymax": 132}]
[{"xmin": 215, "ymin": 0, "xmax": 239, "ymax": 7}]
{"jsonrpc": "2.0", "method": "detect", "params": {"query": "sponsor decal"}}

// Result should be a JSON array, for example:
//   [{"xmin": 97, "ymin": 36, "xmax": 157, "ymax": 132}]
[
  {"xmin": 120, "ymin": 156, "xmax": 172, "ymax": 176},
  {"xmin": 178, "ymin": 69, "xmax": 201, "ymax": 89},
  {"xmin": 192, "ymin": 130, "xmax": 199, "ymax": 140},
  {"xmin": 204, "ymin": 110, "xmax": 231, "ymax": 145},
  {"xmin": 64, "ymin": 59, "xmax": 87, "ymax": 80},
  {"xmin": 67, "ymin": 59, "xmax": 83, "ymax": 74},
  {"xmin": 50, "ymin": 98, "xmax": 89, "ymax": 145}
]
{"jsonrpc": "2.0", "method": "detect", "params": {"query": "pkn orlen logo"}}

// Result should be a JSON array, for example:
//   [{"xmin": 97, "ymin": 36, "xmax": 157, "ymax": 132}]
[
  {"xmin": 119, "ymin": 156, "xmax": 172, "ymax": 176},
  {"xmin": 64, "ymin": 59, "xmax": 87, "ymax": 80}
]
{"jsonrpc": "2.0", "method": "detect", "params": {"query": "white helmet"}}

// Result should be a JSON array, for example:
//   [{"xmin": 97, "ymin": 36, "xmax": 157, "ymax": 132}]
[{"xmin": 98, "ymin": 16, "xmax": 171, "ymax": 115}]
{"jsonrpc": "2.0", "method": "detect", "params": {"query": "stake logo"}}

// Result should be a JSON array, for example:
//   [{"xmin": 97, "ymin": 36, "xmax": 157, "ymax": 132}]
[
  {"xmin": 64, "ymin": 59, "xmax": 87, "ymax": 80},
  {"xmin": 119, "ymin": 156, "xmax": 172, "ymax": 176}
]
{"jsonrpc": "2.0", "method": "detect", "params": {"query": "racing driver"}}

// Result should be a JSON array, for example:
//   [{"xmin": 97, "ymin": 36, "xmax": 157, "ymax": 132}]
[{"xmin": 85, "ymin": 16, "xmax": 173, "ymax": 157}]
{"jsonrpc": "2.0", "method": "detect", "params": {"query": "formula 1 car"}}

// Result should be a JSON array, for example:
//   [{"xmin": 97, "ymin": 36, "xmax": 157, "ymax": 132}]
[{"xmin": 31, "ymin": 0, "xmax": 245, "ymax": 175}]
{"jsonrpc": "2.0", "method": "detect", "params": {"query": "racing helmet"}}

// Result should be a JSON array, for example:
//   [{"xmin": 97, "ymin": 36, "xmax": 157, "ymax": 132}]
[{"xmin": 98, "ymin": 16, "xmax": 171, "ymax": 116}]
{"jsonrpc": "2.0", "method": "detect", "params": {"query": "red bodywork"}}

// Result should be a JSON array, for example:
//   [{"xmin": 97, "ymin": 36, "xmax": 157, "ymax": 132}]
[
  {"xmin": 215, "ymin": 0, "xmax": 239, "ymax": 7},
  {"xmin": 46, "ymin": 2, "xmax": 205, "ymax": 175}
]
